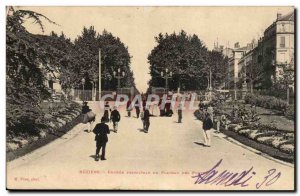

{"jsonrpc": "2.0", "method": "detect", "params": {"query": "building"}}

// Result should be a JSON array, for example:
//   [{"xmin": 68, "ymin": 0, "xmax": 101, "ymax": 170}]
[
  {"xmin": 213, "ymin": 42, "xmax": 234, "ymax": 58},
  {"xmin": 254, "ymin": 11, "xmax": 294, "ymax": 88},
  {"xmin": 226, "ymin": 42, "xmax": 254, "ymax": 90},
  {"xmin": 229, "ymin": 11, "xmax": 294, "ymax": 95}
]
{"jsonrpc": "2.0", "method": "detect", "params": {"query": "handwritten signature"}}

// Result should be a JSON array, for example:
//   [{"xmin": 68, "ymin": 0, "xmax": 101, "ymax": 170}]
[{"xmin": 191, "ymin": 159, "xmax": 281, "ymax": 189}]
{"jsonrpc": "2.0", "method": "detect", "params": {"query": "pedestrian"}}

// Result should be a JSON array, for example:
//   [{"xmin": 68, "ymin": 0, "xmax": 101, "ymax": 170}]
[
  {"xmin": 135, "ymin": 99, "xmax": 140, "ymax": 118},
  {"xmin": 93, "ymin": 117, "xmax": 110, "ymax": 161},
  {"xmin": 158, "ymin": 98, "xmax": 165, "ymax": 116},
  {"xmin": 126, "ymin": 99, "xmax": 132, "ymax": 117},
  {"xmin": 140, "ymin": 109, "xmax": 144, "ymax": 130},
  {"xmin": 110, "ymin": 106, "xmax": 121, "ymax": 132},
  {"xmin": 82, "ymin": 101, "xmax": 95, "ymax": 132},
  {"xmin": 142, "ymin": 97, "xmax": 147, "ymax": 111},
  {"xmin": 165, "ymin": 97, "xmax": 171, "ymax": 116},
  {"xmin": 177, "ymin": 103, "xmax": 183, "ymax": 123},
  {"xmin": 143, "ymin": 106, "xmax": 150, "ymax": 133},
  {"xmin": 202, "ymin": 113, "xmax": 213, "ymax": 147},
  {"xmin": 103, "ymin": 101, "xmax": 111, "ymax": 123}
]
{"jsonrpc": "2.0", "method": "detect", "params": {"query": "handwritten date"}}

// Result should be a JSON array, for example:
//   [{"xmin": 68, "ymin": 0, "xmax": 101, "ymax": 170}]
[{"xmin": 192, "ymin": 159, "xmax": 281, "ymax": 189}]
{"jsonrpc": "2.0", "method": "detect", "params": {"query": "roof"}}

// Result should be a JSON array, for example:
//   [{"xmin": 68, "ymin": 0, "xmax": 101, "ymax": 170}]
[{"xmin": 278, "ymin": 11, "xmax": 294, "ymax": 22}]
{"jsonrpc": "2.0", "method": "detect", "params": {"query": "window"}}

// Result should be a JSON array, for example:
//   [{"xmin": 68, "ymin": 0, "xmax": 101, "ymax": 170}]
[{"xmin": 280, "ymin": 37, "xmax": 285, "ymax": 48}]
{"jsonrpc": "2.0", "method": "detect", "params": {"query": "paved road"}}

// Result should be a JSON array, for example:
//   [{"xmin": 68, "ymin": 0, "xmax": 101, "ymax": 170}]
[{"xmin": 7, "ymin": 101, "xmax": 294, "ymax": 190}]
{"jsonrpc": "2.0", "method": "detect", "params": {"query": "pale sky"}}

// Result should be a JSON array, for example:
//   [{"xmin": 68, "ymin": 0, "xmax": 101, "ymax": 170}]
[{"xmin": 20, "ymin": 6, "xmax": 293, "ymax": 92}]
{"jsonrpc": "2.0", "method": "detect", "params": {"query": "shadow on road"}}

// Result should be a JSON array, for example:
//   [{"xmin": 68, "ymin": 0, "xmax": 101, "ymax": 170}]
[
  {"xmin": 194, "ymin": 142, "xmax": 206, "ymax": 147},
  {"xmin": 138, "ymin": 128, "xmax": 145, "ymax": 133}
]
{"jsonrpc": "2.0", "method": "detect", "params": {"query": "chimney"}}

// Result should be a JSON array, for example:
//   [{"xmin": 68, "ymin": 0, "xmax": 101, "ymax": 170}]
[{"xmin": 277, "ymin": 13, "xmax": 282, "ymax": 20}]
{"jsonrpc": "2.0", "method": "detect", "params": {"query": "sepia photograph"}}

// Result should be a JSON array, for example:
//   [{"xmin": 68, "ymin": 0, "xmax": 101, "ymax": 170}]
[{"xmin": 5, "ymin": 6, "xmax": 295, "ymax": 191}]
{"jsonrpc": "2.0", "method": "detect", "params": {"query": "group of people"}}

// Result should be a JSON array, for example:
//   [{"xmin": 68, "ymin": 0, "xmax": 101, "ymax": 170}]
[
  {"xmin": 82, "ymin": 96, "xmax": 214, "ymax": 162},
  {"xmin": 81, "ymin": 101, "xmax": 121, "ymax": 161}
]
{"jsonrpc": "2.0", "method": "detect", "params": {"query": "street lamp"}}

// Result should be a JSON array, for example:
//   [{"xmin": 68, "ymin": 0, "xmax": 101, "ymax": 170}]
[
  {"xmin": 113, "ymin": 68, "xmax": 125, "ymax": 89},
  {"xmin": 81, "ymin": 78, "xmax": 85, "ymax": 101},
  {"xmin": 161, "ymin": 68, "xmax": 173, "ymax": 93}
]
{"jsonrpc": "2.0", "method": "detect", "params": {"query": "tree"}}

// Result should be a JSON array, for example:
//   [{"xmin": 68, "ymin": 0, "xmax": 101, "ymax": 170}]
[
  {"xmin": 73, "ymin": 27, "xmax": 135, "ymax": 90},
  {"xmin": 6, "ymin": 7, "xmax": 57, "ymax": 135},
  {"xmin": 148, "ymin": 30, "xmax": 228, "ymax": 91}
]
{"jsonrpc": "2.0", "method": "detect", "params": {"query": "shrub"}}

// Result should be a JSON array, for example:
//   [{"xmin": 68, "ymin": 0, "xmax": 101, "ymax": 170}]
[{"xmin": 244, "ymin": 93, "xmax": 288, "ymax": 113}]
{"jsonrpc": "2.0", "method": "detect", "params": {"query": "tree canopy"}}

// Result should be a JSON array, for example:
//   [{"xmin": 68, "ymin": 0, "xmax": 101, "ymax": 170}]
[
  {"xmin": 6, "ymin": 7, "xmax": 136, "ymax": 136},
  {"xmin": 148, "ymin": 30, "xmax": 228, "ymax": 91}
]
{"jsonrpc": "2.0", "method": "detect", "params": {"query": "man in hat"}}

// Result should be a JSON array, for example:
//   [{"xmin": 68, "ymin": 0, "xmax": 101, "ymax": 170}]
[
  {"xmin": 93, "ymin": 117, "xmax": 110, "ymax": 161},
  {"xmin": 110, "ymin": 106, "xmax": 121, "ymax": 132}
]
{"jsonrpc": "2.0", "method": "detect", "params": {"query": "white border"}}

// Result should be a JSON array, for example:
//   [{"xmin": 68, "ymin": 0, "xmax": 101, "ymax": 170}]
[{"xmin": 1, "ymin": 0, "xmax": 298, "ymax": 195}]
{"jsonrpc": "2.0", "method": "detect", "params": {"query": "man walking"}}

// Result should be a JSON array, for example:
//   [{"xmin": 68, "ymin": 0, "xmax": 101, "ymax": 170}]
[
  {"xmin": 135, "ymin": 99, "xmax": 141, "ymax": 118},
  {"xmin": 110, "ymin": 106, "xmax": 121, "ymax": 132},
  {"xmin": 126, "ymin": 99, "xmax": 132, "ymax": 117},
  {"xmin": 143, "ymin": 106, "xmax": 150, "ymax": 133},
  {"xmin": 177, "ymin": 103, "xmax": 183, "ymax": 123},
  {"xmin": 93, "ymin": 117, "xmax": 110, "ymax": 161},
  {"xmin": 202, "ymin": 113, "xmax": 213, "ymax": 147}
]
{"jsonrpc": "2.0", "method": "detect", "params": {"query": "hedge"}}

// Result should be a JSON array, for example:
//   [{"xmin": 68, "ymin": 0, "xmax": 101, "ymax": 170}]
[{"xmin": 244, "ymin": 93, "xmax": 288, "ymax": 112}]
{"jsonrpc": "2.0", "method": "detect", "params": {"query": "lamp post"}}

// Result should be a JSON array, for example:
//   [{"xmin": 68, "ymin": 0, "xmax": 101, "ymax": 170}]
[
  {"xmin": 161, "ymin": 68, "xmax": 173, "ymax": 93},
  {"xmin": 113, "ymin": 68, "xmax": 125, "ymax": 89},
  {"xmin": 81, "ymin": 78, "xmax": 85, "ymax": 101}
]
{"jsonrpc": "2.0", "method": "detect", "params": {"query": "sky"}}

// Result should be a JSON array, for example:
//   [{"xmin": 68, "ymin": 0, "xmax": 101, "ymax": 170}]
[{"xmin": 20, "ymin": 6, "xmax": 293, "ymax": 92}]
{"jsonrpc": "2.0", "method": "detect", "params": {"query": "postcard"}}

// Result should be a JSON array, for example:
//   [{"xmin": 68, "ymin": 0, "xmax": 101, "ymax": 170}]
[{"xmin": 6, "ymin": 6, "xmax": 295, "ymax": 190}]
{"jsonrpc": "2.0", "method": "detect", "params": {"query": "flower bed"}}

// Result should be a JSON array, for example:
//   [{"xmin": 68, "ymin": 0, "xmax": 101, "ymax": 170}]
[{"xmin": 226, "ymin": 124, "xmax": 294, "ymax": 155}]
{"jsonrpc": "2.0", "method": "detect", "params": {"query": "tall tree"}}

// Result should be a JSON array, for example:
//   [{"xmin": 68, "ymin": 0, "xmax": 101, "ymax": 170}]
[
  {"xmin": 73, "ymin": 27, "xmax": 135, "ymax": 90},
  {"xmin": 148, "ymin": 30, "xmax": 229, "ymax": 91},
  {"xmin": 148, "ymin": 31, "xmax": 208, "ymax": 91},
  {"xmin": 6, "ymin": 7, "xmax": 57, "ymax": 135}
]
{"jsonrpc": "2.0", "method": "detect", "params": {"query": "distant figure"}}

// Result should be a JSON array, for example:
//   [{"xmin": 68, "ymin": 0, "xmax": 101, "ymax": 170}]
[
  {"xmin": 177, "ymin": 103, "xmax": 183, "ymax": 123},
  {"xmin": 165, "ymin": 97, "xmax": 171, "ymax": 116},
  {"xmin": 93, "ymin": 117, "xmax": 110, "ymax": 161},
  {"xmin": 158, "ymin": 98, "xmax": 165, "ymax": 116},
  {"xmin": 82, "ymin": 101, "xmax": 95, "ymax": 132},
  {"xmin": 103, "ymin": 101, "xmax": 111, "ymax": 123},
  {"xmin": 135, "ymin": 99, "xmax": 140, "ymax": 118},
  {"xmin": 143, "ymin": 106, "xmax": 150, "ymax": 133},
  {"xmin": 140, "ymin": 109, "xmax": 144, "ymax": 131},
  {"xmin": 110, "ymin": 106, "xmax": 121, "ymax": 132},
  {"xmin": 202, "ymin": 113, "xmax": 214, "ymax": 147},
  {"xmin": 126, "ymin": 100, "xmax": 132, "ymax": 117}
]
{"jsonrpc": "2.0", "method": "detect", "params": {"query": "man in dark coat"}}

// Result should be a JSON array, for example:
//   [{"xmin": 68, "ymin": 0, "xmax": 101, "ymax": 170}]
[
  {"xmin": 110, "ymin": 106, "xmax": 121, "ymax": 132},
  {"xmin": 126, "ymin": 100, "xmax": 132, "ymax": 117},
  {"xmin": 143, "ymin": 106, "xmax": 150, "ymax": 133},
  {"xmin": 135, "ymin": 99, "xmax": 140, "ymax": 118},
  {"xmin": 93, "ymin": 117, "xmax": 110, "ymax": 161}
]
